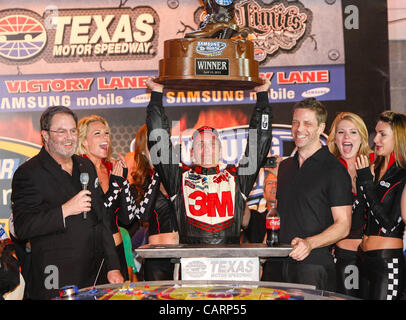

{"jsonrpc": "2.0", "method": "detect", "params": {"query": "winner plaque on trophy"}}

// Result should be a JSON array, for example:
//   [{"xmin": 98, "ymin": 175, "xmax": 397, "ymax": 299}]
[{"xmin": 156, "ymin": 0, "xmax": 263, "ymax": 90}]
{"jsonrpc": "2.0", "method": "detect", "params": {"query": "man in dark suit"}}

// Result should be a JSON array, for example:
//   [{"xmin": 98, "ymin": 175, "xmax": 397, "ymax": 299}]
[{"xmin": 11, "ymin": 106, "xmax": 123, "ymax": 300}]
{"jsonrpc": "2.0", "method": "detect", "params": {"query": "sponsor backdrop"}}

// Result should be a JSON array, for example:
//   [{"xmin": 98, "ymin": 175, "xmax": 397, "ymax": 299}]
[{"xmin": 0, "ymin": 0, "xmax": 389, "ymax": 233}]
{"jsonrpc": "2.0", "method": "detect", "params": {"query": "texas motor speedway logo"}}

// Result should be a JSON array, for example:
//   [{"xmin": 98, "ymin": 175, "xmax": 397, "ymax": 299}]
[
  {"xmin": 0, "ymin": 6, "xmax": 159, "ymax": 64},
  {"xmin": 0, "ymin": 11, "xmax": 47, "ymax": 62}
]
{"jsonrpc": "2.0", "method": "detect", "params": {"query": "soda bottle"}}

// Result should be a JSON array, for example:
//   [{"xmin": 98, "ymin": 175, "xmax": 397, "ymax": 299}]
[{"xmin": 266, "ymin": 201, "xmax": 280, "ymax": 246}]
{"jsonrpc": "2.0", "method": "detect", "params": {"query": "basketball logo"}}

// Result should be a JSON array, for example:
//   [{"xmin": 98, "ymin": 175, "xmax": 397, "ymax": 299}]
[{"xmin": 0, "ymin": 14, "xmax": 47, "ymax": 60}]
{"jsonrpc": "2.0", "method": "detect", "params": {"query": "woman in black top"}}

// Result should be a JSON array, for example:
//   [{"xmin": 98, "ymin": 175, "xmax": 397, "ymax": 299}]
[
  {"xmin": 77, "ymin": 115, "xmax": 137, "ymax": 282},
  {"xmin": 327, "ymin": 112, "xmax": 372, "ymax": 297},
  {"xmin": 130, "ymin": 124, "xmax": 179, "ymax": 281},
  {"xmin": 355, "ymin": 111, "xmax": 406, "ymax": 300}
]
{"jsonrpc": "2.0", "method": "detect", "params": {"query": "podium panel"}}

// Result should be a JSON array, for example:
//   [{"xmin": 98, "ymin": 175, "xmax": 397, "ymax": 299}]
[{"xmin": 136, "ymin": 243, "xmax": 292, "ymax": 281}]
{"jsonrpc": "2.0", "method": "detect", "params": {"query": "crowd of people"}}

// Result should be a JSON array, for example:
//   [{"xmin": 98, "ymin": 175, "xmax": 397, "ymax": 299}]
[{"xmin": 1, "ymin": 76, "xmax": 406, "ymax": 300}]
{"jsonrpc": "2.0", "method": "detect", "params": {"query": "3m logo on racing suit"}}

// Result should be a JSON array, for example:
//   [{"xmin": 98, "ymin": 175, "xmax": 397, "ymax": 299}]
[
  {"xmin": 188, "ymin": 191, "xmax": 233, "ymax": 217},
  {"xmin": 183, "ymin": 170, "xmax": 236, "ymax": 233}
]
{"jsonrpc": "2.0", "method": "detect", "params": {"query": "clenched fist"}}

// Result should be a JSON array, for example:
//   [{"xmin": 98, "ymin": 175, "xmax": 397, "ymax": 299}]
[{"xmin": 62, "ymin": 190, "xmax": 92, "ymax": 219}]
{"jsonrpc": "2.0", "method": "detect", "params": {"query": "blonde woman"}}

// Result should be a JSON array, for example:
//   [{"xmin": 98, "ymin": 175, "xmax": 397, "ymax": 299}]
[
  {"xmin": 77, "ymin": 115, "xmax": 136, "ymax": 282},
  {"xmin": 327, "ymin": 112, "xmax": 372, "ymax": 297},
  {"xmin": 355, "ymin": 111, "xmax": 406, "ymax": 300}
]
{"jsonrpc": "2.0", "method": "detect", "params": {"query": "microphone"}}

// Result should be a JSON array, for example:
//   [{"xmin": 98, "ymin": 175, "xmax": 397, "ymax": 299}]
[{"xmin": 80, "ymin": 172, "xmax": 89, "ymax": 219}]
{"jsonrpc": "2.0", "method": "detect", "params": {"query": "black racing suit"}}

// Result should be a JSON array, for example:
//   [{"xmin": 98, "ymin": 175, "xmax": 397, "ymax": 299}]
[
  {"xmin": 129, "ymin": 171, "xmax": 178, "ymax": 281},
  {"xmin": 356, "ymin": 162, "xmax": 406, "ymax": 300},
  {"xmin": 146, "ymin": 91, "xmax": 272, "ymax": 245}
]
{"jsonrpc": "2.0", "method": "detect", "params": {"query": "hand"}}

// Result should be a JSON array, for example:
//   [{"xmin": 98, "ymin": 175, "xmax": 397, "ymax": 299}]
[
  {"xmin": 62, "ymin": 190, "xmax": 92, "ymax": 218},
  {"xmin": 146, "ymin": 76, "xmax": 164, "ymax": 92},
  {"xmin": 107, "ymin": 269, "xmax": 124, "ymax": 284},
  {"xmin": 111, "ymin": 153, "xmax": 127, "ymax": 178},
  {"xmin": 289, "ymin": 237, "xmax": 312, "ymax": 261},
  {"xmin": 355, "ymin": 155, "xmax": 370, "ymax": 170},
  {"xmin": 254, "ymin": 77, "xmax": 271, "ymax": 92},
  {"xmin": 355, "ymin": 154, "xmax": 375, "ymax": 178}
]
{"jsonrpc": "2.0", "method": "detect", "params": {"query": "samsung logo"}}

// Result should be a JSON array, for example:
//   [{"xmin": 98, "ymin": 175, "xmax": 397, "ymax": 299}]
[
  {"xmin": 301, "ymin": 87, "xmax": 330, "ymax": 98},
  {"xmin": 130, "ymin": 93, "xmax": 151, "ymax": 104},
  {"xmin": 196, "ymin": 41, "xmax": 227, "ymax": 56}
]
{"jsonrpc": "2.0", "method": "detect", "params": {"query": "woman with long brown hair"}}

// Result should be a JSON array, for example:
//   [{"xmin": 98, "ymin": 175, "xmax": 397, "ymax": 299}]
[
  {"xmin": 130, "ymin": 124, "xmax": 179, "ymax": 280},
  {"xmin": 327, "ymin": 112, "xmax": 372, "ymax": 297},
  {"xmin": 355, "ymin": 111, "xmax": 406, "ymax": 300}
]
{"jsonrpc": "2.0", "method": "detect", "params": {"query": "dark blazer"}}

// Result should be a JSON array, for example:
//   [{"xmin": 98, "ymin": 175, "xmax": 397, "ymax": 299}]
[{"xmin": 11, "ymin": 147, "xmax": 120, "ymax": 300}]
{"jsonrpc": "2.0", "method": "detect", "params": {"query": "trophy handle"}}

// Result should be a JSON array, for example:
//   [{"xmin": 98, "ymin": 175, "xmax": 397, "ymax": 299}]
[
  {"xmin": 237, "ymin": 41, "xmax": 246, "ymax": 55},
  {"xmin": 180, "ymin": 40, "xmax": 189, "ymax": 53}
]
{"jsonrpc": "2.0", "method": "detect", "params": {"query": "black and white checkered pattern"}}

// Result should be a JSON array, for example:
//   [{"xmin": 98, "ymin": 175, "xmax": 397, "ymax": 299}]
[
  {"xmin": 387, "ymin": 258, "xmax": 400, "ymax": 300},
  {"xmin": 131, "ymin": 172, "xmax": 159, "ymax": 220},
  {"xmin": 104, "ymin": 181, "xmax": 121, "ymax": 208},
  {"xmin": 102, "ymin": 172, "xmax": 160, "ymax": 222}
]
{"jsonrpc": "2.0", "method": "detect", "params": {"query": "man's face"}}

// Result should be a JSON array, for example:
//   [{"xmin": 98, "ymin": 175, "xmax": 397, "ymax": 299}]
[
  {"xmin": 291, "ymin": 108, "xmax": 325, "ymax": 151},
  {"xmin": 263, "ymin": 173, "xmax": 277, "ymax": 202},
  {"xmin": 42, "ymin": 113, "xmax": 78, "ymax": 160},
  {"xmin": 191, "ymin": 131, "xmax": 221, "ymax": 168}
]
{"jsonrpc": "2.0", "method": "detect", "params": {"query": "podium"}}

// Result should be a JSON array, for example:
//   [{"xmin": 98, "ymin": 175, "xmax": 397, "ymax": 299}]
[
  {"xmin": 56, "ymin": 245, "xmax": 360, "ymax": 300},
  {"xmin": 136, "ymin": 243, "xmax": 292, "ymax": 281}
]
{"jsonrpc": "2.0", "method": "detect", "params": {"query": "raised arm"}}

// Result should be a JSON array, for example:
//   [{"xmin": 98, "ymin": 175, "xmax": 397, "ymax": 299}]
[
  {"xmin": 145, "ymin": 77, "xmax": 181, "ymax": 198},
  {"xmin": 237, "ymin": 79, "xmax": 273, "ymax": 197},
  {"xmin": 356, "ymin": 155, "xmax": 405, "ymax": 231}
]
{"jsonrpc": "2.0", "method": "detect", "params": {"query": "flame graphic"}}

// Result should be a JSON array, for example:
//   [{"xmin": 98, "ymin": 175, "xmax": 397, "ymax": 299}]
[
  {"xmin": 172, "ymin": 108, "xmax": 248, "ymax": 138},
  {"xmin": 0, "ymin": 117, "xmax": 41, "ymax": 145}
]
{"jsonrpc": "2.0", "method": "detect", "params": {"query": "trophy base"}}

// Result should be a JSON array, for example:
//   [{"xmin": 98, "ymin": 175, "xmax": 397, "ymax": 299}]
[
  {"xmin": 156, "ymin": 38, "xmax": 262, "ymax": 91},
  {"xmin": 155, "ymin": 77, "xmax": 263, "ymax": 91}
]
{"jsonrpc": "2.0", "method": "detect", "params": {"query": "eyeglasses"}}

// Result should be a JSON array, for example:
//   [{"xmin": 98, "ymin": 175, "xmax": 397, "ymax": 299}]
[{"xmin": 47, "ymin": 128, "xmax": 79, "ymax": 136}]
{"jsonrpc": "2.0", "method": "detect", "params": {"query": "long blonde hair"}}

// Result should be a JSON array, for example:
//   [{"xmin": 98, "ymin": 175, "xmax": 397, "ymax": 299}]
[
  {"xmin": 76, "ymin": 115, "xmax": 113, "ymax": 161},
  {"xmin": 327, "ymin": 112, "xmax": 371, "ymax": 158}
]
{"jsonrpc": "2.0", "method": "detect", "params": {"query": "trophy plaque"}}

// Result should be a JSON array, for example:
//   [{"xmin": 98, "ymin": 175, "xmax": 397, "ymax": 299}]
[{"xmin": 155, "ymin": 0, "xmax": 263, "ymax": 90}]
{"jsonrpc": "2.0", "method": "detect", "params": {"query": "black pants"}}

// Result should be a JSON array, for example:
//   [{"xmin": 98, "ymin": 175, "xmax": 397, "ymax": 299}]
[
  {"xmin": 143, "ymin": 258, "xmax": 174, "ymax": 281},
  {"xmin": 334, "ymin": 247, "xmax": 359, "ymax": 298},
  {"xmin": 261, "ymin": 257, "xmax": 284, "ymax": 282},
  {"xmin": 263, "ymin": 257, "xmax": 335, "ymax": 292},
  {"xmin": 357, "ymin": 248, "xmax": 405, "ymax": 300},
  {"xmin": 282, "ymin": 260, "xmax": 336, "ymax": 292}
]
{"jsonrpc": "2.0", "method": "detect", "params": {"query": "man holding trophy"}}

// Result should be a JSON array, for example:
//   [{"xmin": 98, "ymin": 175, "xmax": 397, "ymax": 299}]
[
  {"xmin": 145, "ymin": 74, "xmax": 271, "ymax": 245},
  {"xmin": 146, "ymin": 0, "xmax": 272, "ymax": 245}
]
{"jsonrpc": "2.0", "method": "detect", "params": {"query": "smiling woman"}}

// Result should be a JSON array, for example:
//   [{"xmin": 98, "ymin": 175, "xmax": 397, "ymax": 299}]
[
  {"xmin": 77, "ymin": 115, "xmax": 138, "ymax": 282},
  {"xmin": 326, "ymin": 112, "xmax": 372, "ymax": 298}
]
